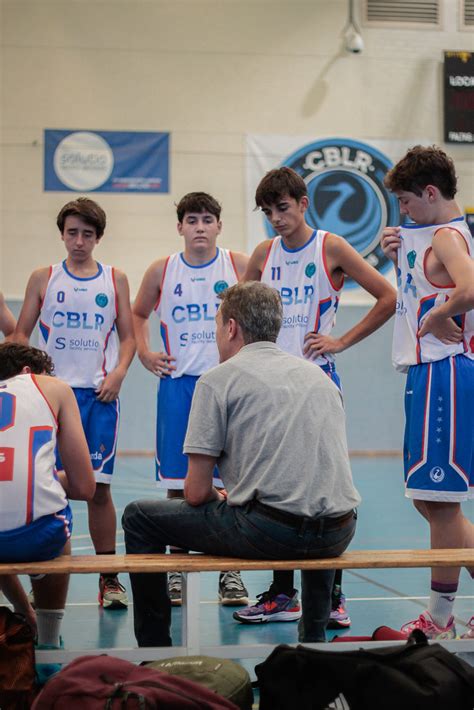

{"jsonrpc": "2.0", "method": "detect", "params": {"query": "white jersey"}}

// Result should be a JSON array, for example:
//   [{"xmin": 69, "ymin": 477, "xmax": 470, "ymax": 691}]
[
  {"xmin": 393, "ymin": 217, "xmax": 474, "ymax": 372},
  {"xmin": 0, "ymin": 374, "xmax": 67, "ymax": 531},
  {"xmin": 156, "ymin": 248, "xmax": 239, "ymax": 378},
  {"xmin": 39, "ymin": 261, "xmax": 119, "ymax": 388},
  {"xmin": 261, "ymin": 231, "xmax": 341, "ymax": 365}
]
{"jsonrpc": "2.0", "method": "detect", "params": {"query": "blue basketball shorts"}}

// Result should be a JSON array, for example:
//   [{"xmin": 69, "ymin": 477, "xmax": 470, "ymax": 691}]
[
  {"xmin": 404, "ymin": 354, "xmax": 473, "ymax": 502},
  {"xmin": 0, "ymin": 505, "xmax": 72, "ymax": 562},
  {"xmin": 56, "ymin": 388, "xmax": 120, "ymax": 484},
  {"xmin": 155, "ymin": 375, "xmax": 223, "ymax": 490},
  {"xmin": 320, "ymin": 362, "xmax": 342, "ymax": 392}
]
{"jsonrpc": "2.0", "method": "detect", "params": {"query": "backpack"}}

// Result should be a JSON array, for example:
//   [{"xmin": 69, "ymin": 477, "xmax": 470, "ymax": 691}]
[
  {"xmin": 255, "ymin": 631, "xmax": 474, "ymax": 710},
  {"xmin": 146, "ymin": 655, "xmax": 253, "ymax": 710},
  {"xmin": 0, "ymin": 605, "xmax": 36, "ymax": 710},
  {"xmin": 32, "ymin": 654, "xmax": 240, "ymax": 709}
]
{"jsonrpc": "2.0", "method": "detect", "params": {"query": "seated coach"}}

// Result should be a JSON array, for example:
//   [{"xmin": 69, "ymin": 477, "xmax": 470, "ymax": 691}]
[{"xmin": 123, "ymin": 281, "xmax": 361, "ymax": 646}]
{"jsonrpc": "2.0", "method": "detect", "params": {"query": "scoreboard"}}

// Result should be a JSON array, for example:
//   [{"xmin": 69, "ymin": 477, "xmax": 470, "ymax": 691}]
[{"xmin": 444, "ymin": 51, "xmax": 474, "ymax": 144}]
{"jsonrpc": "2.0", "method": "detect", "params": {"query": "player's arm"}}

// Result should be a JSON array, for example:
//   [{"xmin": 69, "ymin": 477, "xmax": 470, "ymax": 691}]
[
  {"xmin": 0, "ymin": 292, "xmax": 16, "ymax": 338},
  {"xmin": 132, "ymin": 259, "xmax": 176, "ymax": 377},
  {"xmin": 13, "ymin": 268, "xmax": 50, "ymax": 344},
  {"xmin": 184, "ymin": 454, "xmax": 223, "ymax": 506},
  {"xmin": 231, "ymin": 251, "xmax": 250, "ymax": 280},
  {"xmin": 96, "ymin": 270, "xmax": 136, "ymax": 402},
  {"xmin": 380, "ymin": 226, "xmax": 402, "ymax": 267},
  {"xmin": 0, "ymin": 576, "xmax": 36, "ymax": 632},
  {"xmin": 44, "ymin": 377, "xmax": 96, "ymax": 500},
  {"xmin": 241, "ymin": 241, "xmax": 272, "ymax": 281},
  {"xmin": 418, "ymin": 229, "xmax": 474, "ymax": 341},
  {"xmin": 304, "ymin": 234, "xmax": 397, "ymax": 358}
]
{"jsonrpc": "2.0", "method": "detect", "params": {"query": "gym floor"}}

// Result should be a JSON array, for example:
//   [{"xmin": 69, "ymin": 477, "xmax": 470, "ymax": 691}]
[{"xmin": 20, "ymin": 455, "xmax": 474, "ymax": 679}]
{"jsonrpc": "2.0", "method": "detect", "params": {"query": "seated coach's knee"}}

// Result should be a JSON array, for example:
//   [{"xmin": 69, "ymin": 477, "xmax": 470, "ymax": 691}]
[{"xmin": 122, "ymin": 500, "xmax": 141, "ymax": 532}]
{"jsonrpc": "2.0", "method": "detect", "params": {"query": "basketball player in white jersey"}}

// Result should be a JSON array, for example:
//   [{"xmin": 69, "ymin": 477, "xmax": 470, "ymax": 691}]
[
  {"xmin": 234, "ymin": 167, "xmax": 396, "ymax": 627},
  {"xmin": 133, "ymin": 192, "xmax": 250, "ymax": 605},
  {"xmin": 381, "ymin": 146, "xmax": 474, "ymax": 640},
  {"xmin": 0, "ymin": 342, "xmax": 95, "ymax": 679},
  {"xmin": 14, "ymin": 198, "xmax": 135, "ymax": 610}
]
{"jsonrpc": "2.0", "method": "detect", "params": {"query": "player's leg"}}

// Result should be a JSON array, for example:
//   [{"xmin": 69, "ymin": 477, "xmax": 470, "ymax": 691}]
[{"xmin": 83, "ymin": 389, "xmax": 127, "ymax": 609}]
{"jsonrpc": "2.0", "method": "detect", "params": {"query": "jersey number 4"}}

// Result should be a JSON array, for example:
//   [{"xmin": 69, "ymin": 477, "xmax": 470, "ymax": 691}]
[{"xmin": 174, "ymin": 284, "xmax": 183, "ymax": 297}]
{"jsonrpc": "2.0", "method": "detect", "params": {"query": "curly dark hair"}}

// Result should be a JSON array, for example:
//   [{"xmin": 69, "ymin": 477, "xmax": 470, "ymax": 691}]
[
  {"xmin": 384, "ymin": 145, "xmax": 457, "ymax": 199},
  {"xmin": 0, "ymin": 343, "xmax": 54, "ymax": 379}
]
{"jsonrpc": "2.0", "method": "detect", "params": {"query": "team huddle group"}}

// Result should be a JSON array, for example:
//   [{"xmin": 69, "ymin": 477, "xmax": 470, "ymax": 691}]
[{"xmin": 0, "ymin": 145, "xmax": 472, "ymax": 668}]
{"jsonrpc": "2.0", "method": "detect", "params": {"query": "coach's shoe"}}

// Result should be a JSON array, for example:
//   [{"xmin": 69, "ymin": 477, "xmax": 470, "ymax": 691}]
[
  {"xmin": 400, "ymin": 610, "xmax": 456, "ymax": 640},
  {"xmin": 327, "ymin": 591, "xmax": 351, "ymax": 629},
  {"xmin": 98, "ymin": 575, "xmax": 128, "ymax": 610},
  {"xmin": 218, "ymin": 571, "xmax": 249, "ymax": 606},
  {"xmin": 461, "ymin": 616, "xmax": 474, "ymax": 639},
  {"xmin": 168, "ymin": 572, "xmax": 182, "ymax": 606},
  {"xmin": 233, "ymin": 589, "xmax": 301, "ymax": 624}
]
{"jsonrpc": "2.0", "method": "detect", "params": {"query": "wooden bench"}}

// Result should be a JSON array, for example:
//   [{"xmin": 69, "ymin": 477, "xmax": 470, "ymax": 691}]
[{"xmin": 2, "ymin": 549, "xmax": 473, "ymax": 662}]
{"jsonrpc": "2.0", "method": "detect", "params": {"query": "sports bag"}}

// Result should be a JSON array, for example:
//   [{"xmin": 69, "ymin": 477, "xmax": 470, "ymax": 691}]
[
  {"xmin": 147, "ymin": 655, "xmax": 253, "ymax": 710},
  {"xmin": 0, "ymin": 605, "xmax": 36, "ymax": 710},
  {"xmin": 255, "ymin": 631, "xmax": 474, "ymax": 710},
  {"xmin": 32, "ymin": 654, "xmax": 240, "ymax": 709}
]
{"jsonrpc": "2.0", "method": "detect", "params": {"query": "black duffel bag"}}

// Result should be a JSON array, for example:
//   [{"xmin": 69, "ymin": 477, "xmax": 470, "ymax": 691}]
[{"xmin": 255, "ymin": 630, "xmax": 474, "ymax": 710}]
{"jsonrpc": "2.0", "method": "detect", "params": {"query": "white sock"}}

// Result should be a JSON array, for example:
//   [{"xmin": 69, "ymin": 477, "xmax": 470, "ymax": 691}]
[
  {"xmin": 428, "ymin": 590, "xmax": 456, "ymax": 628},
  {"xmin": 36, "ymin": 608, "xmax": 64, "ymax": 647}
]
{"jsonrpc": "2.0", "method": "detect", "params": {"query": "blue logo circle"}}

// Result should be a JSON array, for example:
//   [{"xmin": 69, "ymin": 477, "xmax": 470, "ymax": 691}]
[
  {"xmin": 266, "ymin": 138, "xmax": 400, "ymax": 289},
  {"xmin": 95, "ymin": 293, "xmax": 109, "ymax": 308},
  {"xmin": 214, "ymin": 280, "xmax": 229, "ymax": 294},
  {"xmin": 305, "ymin": 262, "xmax": 316, "ymax": 278}
]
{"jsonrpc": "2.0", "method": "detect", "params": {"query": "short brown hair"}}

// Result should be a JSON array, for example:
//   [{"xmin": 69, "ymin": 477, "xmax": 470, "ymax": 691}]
[
  {"xmin": 176, "ymin": 192, "xmax": 221, "ymax": 223},
  {"xmin": 56, "ymin": 197, "xmax": 107, "ymax": 238},
  {"xmin": 0, "ymin": 343, "xmax": 54, "ymax": 379},
  {"xmin": 255, "ymin": 167, "xmax": 307, "ymax": 208},
  {"xmin": 218, "ymin": 281, "xmax": 282, "ymax": 344},
  {"xmin": 384, "ymin": 145, "xmax": 457, "ymax": 199}
]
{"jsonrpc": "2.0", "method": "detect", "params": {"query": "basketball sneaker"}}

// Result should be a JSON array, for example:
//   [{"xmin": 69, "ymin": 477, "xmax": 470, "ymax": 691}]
[
  {"xmin": 98, "ymin": 575, "xmax": 128, "ymax": 610},
  {"xmin": 218, "ymin": 571, "xmax": 249, "ymax": 606},
  {"xmin": 327, "ymin": 592, "xmax": 351, "ymax": 629},
  {"xmin": 461, "ymin": 616, "xmax": 474, "ymax": 639},
  {"xmin": 36, "ymin": 637, "xmax": 64, "ymax": 686},
  {"xmin": 400, "ymin": 610, "xmax": 456, "ymax": 640},
  {"xmin": 168, "ymin": 572, "xmax": 182, "ymax": 606},
  {"xmin": 233, "ymin": 589, "xmax": 301, "ymax": 623}
]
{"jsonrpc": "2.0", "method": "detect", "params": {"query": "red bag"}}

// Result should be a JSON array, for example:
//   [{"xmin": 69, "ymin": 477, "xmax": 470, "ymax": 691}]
[
  {"xmin": 0, "ymin": 606, "xmax": 36, "ymax": 710},
  {"xmin": 32, "ymin": 654, "xmax": 240, "ymax": 709}
]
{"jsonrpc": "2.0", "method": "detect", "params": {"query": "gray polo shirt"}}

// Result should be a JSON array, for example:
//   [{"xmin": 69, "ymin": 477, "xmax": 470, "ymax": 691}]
[{"xmin": 184, "ymin": 342, "xmax": 361, "ymax": 518}]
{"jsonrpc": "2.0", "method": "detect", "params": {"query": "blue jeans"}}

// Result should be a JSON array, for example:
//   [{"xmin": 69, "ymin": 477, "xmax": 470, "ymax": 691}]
[{"xmin": 122, "ymin": 498, "xmax": 356, "ymax": 646}]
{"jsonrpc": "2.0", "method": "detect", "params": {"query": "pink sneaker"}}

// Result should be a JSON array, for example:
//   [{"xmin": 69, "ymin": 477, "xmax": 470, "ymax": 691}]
[
  {"xmin": 461, "ymin": 616, "xmax": 474, "ymax": 639},
  {"xmin": 400, "ymin": 611, "xmax": 456, "ymax": 640}
]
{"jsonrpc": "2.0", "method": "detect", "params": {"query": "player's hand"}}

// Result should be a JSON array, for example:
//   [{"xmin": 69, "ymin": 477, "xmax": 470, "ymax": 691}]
[
  {"xmin": 15, "ymin": 602, "xmax": 37, "ymax": 637},
  {"xmin": 303, "ymin": 332, "xmax": 344, "ymax": 359},
  {"xmin": 418, "ymin": 309, "xmax": 463, "ymax": 344},
  {"xmin": 380, "ymin": 227, "xmax": 401, "ymax": 264},
  {"xmin": 139, "ymin": 350, "xmax": 177, "ymax": 378},
  {"xmin": 95, "ymin": 368, "xmax": 126, "ymax": 402}
]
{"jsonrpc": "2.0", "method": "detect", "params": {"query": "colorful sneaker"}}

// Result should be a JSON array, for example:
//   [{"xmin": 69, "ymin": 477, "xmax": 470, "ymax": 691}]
[
  {"xmin": 218, "ymin": 571, "xmax": 249, "ymax": 606},
  {"xmin": 400, "ymin": 610, "xmax": 456, "ymax": 640},
  {"xmin": 233, "ymin": 589, "xmax": 302, "ymax": 623},
  {"xmin": 168, "ymin": 572, "xmax": 182, "ymax": 606},
  {"xmin": 98, "ymin": 575, "xmax": 128, "ymax": 610},
  {"xmin": 327, "ymin": 592, "xmax": 351, "ymax": 629},
  {"xmin": 461, "ymin": 616, "xmax": 474, "ymax": 639}
]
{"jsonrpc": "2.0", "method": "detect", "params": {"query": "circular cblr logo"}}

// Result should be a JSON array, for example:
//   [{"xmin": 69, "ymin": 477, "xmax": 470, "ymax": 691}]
[
  {"xmin": 429, "ymin": 466, "xmax": 445, "ymax": 483},
  {"xmin": 214, "ymin": 280, "xmax": 229, "ymax": 294},
  {"xmin": 54, "ymin": 131, "xmax": 114, "ymax": 192},
  {"xmin": 267, "ymin": 139, "xmax": 400, "ymax": 288},
  {"xmin": 305, "ymin": 262, "xmax": 316, "ymax": 278},
  {"xmin": 95, "ymin": 293, "xmax": 109, "ymax": 308}
]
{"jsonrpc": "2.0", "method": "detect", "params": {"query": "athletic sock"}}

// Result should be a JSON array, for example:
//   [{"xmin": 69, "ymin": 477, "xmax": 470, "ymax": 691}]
[
  {"xmin": 36, "ymin": 608, "xmax": 64, "ymax": 647},
  {"xmin": 428, "ymin": 582, "xmax": 458, "ymax": 627}
]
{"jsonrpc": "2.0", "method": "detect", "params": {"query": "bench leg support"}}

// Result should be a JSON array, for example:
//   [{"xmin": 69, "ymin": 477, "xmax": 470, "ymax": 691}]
[{"xmin": 181, "ymin": 571, "xmax": 201, "ymax": 656}]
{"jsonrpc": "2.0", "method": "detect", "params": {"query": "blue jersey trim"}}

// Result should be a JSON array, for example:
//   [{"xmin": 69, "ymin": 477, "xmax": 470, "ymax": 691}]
[
  {"xmin": 180, "ymin": 249, "xmax": 219, "ymax": 268},
  {"xmin": 401, "ymin": 217, "xmax": 465, "ymax": 230},
  {"xmin": 280, "ymin": 230, "xmax": 317, "ymax": 253},
  {"xmin": 62, "ymin": 260, "xmax": 103, "ymax": 281}
]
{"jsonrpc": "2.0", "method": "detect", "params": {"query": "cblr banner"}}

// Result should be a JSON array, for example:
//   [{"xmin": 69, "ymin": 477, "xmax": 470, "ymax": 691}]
[
  {"xmin": 44, "ymin": 130, "xmax": 170, "ymax": 193},
  {"xmin": 246, "ymin": 134, "xmax": 425, "ymax": 303}
]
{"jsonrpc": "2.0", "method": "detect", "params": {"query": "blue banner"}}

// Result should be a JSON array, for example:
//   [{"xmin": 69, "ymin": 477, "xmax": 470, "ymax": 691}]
[{"xmin": 44, "ymin": 130, "xmax": 170, "ymax": 193}]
